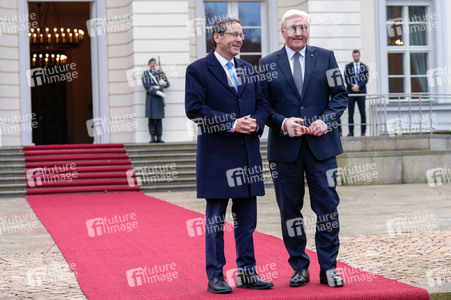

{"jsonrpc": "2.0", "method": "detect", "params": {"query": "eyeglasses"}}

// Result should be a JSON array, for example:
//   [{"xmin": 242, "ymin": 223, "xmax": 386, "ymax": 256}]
[
  {"xmin": 221, "ymin": 32, "xmax": 245, "ymax": 41},
  {"xmin": 286, "ymin": 26, "xmax": 309, "ymax": 35}
]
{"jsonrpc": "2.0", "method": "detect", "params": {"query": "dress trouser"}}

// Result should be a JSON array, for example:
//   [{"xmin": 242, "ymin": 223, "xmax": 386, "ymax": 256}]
[
  {"xmin": 148, "ymin": 118, "xmax": 162, "ymax": 138},
  {"xmin": 348, "ymin": 95, "xmax": 366, "ymax": 135},
  {"xmin": 271, "ymin": 136, "xmax": 340, "ymax": 271},
  {"xmin": 205, "ymin": 197, "xmax": 257, "ymax": 280}
]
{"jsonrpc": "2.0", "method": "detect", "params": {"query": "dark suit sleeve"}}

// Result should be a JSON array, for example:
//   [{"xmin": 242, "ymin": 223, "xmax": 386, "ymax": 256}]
[
  {"xmin": 358, "ymin": 64, "xmax": 369, "ymax": 88},
  {"xmin": 344, "ymin": 65, "xmax": 353, "ymax": 89},
  {"xmin": 185, "ymin": 64, "xmax": 236, "ymax": 132},
  {"xmin": 251, "ymin": 76, "xmax": 270, "ymax": 136},
  {"xmin": 258, "ymin": 59, "xmax": 286, "ymax": 131},
  {"xmin": 320, "ymin": 51, "xmax": 348, "ymax": 130}
]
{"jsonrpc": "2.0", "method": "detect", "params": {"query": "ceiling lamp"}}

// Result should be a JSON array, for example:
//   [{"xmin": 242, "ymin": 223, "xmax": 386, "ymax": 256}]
[{"xmin": 28, "ymin": 3, "xmax": 84, "ymax": 50}]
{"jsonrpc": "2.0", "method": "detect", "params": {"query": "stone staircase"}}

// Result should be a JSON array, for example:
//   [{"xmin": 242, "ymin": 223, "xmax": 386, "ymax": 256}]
[
  {"xmin": 0, "ymin": 147, "xmax": 26, "ymax": 198},
  {"xmin": 1, "ymin": 135, "xmax": 450, "ymax": 197},
  {"xmin": 124, "ymin": 142, "xmax": 271, "ymax": 193}
]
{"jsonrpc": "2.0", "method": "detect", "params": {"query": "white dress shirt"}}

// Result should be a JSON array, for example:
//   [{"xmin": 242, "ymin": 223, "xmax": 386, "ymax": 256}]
[
  {"xmin": 354, "ymin": 62, "xmax": 360, "ymax": 83},
  {"xmin": 285, "ymin": 45, "xmax": 306, "ymax": 79},
  {"xmin": 214, "ymin": 51, "xmax": 237, "ymax": 83},
  {"xmin": 281, "ymin": 45, "xmax": 327, "ymax": 135},
  {"xmin": 213, "ymin": 51, "xmax": 239, "ymax": 131}
]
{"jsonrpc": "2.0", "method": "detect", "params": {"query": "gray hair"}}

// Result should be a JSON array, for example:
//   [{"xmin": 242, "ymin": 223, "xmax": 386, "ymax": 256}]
[
  {"xmin": 211, "ymin": 17, "xmax": 241, "ymax": 48},
  {"xmin": 281, "ymin": 9, "xmax": 311, "ymax": 28}
]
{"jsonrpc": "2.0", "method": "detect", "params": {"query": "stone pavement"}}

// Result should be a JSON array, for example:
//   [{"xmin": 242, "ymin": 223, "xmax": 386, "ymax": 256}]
[{"xmin": 0, "ymin": 183, "xmax": 450, "ymax": 299}]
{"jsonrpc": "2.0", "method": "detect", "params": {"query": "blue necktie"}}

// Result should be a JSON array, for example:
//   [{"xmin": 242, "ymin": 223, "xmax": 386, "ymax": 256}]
[
  {"xmin": 226, "ymin": 61, "xmax": 238, "ymax": 93},
  {"xmin": 355, "ymin": 64, "xmax": 359, "ymax": 84}
]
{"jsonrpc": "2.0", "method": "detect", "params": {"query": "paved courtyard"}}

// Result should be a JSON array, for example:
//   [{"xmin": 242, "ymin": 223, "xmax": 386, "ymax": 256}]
[{"xmin": 0, "ymin": 183, "xmax": 450, "ymax": 299}]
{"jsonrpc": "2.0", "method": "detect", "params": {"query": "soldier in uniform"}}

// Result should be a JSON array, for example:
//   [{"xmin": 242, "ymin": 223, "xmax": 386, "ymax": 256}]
[{"xmin": 142, "ymin": 58, "xmax": 170, "ymax": 143}]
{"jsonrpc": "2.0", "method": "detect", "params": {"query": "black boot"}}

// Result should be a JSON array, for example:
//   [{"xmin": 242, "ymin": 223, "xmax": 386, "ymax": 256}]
[
  {"xmin": 156, "ymin": 136, "xmax": 165, "ymax": 143},
  {"xmin": 149, "ymin": 135, "xmax": 156, "ymax": 143}
]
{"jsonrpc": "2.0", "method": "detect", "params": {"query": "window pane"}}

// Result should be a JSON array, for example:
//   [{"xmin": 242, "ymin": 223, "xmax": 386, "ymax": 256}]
[
  {"xmin": 387, "ymin": 6, "xmax": 403, "ymax": 20},
  {"xmin": 388, "ymin": 53, "xmax": 404, "ymax": 75},
  {"xmin": 410, "ymin": 53, "xmax": 428, "ymax": 75},
  {"xmin": 409, "ymin": 6, "xmax": 426, "ymax": 22},
  {"xmin": 239, "ymin": 2, "xmax": 261, "ymax": 26},
  {"xmin": 387, "ymin": 22, "xmax": 404, "ymax": 46},
  {"xmin": 239, "ymin": 55, "xmax": 261, "ymax": 68},
  {"xmin": 205, "ymin": 2, "xmax": 227, "ymax": 26},
  {"xmin": 411, "ymin": 77, "xmax": 428, "ymax": 93},
  {"xmin": 389, "ymin": 78, "xmax": 405, "ymax": 93},
  {"xmin": 204, "ymin": 2, "xmax": 227, "ymax": 53},
  {"xmin": 240, "ymin": 28, "xmax": 261, "ymax": 52},
  {"xmin": 409, "ymin": 24, "xmax": 427, "ymax": 45}
]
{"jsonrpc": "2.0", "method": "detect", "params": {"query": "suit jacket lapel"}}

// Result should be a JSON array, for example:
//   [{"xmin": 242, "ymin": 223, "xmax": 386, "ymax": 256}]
[
  {"xmin": 276, "ymin": 47, "xmax": 301, "ymax": 99},
  {"xmin": 301, "ymin": 45, "xmax": 317, "ymax": 101},
  {"xmin": 235, "ymin": 57, "xmax": 246, "ymax": 97},
  {"xmin": 206, "ymin": 51, "xmax": 238, "ymax": 96}
]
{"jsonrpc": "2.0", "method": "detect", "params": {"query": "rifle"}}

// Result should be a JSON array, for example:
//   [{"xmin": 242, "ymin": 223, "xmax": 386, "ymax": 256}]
[{"xmin": 158, "ymin": 56, "xmax": 165, "ymax": 107}]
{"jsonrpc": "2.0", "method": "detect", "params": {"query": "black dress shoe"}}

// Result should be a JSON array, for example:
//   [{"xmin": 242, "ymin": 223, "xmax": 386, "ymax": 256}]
[
  {"xmin": 207, "ymin": 276, "xmax": 232, "ymax": 294},
  {"xmin": 236, "ymin": 269, "xmax": 274, "ymax": 290},
  {"xmin": 347, "ymin": 133, "xmax": 354, "ymax": 137},
  {"xmin": 320, "ymin": 269, "xmax": 344, "ymax": 287},
  {"xmin": 289, "ymin": 269, "xmax": 310, "ymax": 287}
]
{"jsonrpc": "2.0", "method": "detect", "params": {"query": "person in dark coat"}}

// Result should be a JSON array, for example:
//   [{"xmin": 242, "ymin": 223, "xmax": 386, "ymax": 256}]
[
  {"xmin": 259, "ymin": 9, "xmax": 347, "ymax": 288},
  {"xmin": 344, "ymin": 49, "xmax": 369, "ymax": 136},
  {"xmin": 142, "ymin": 58, "xmax": 170, "ymax": 143},
  {"xmin": 185, "ymin": 17, "xmax": 273, "ymax": 294}
]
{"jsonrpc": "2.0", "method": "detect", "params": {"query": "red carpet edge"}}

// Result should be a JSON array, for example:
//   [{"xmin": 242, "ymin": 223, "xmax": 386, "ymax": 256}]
[{"xmin": 26, "ymin": 192, "xmax": 429, "ymax": 300}]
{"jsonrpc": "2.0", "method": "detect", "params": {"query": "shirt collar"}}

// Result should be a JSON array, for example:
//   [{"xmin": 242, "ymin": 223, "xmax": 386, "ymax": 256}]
[
  {"xmin": 285, "ymin": 45, "xmax": 306, "ymax": 60},
  {"xmin": 214, "ymin": 51, "xmax": 234, "ymax": 67}
]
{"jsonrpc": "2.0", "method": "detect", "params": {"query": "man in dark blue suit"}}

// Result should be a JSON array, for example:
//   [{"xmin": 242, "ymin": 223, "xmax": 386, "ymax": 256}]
[
  {"xmin": 259, "ymin": 9, "xmax": 347, "ymax": 288},
  {"xmin": 344, "ymin": 50, "xmax": 369, "ymax": 136},
  {"xmin": 185, "ymin": 17, "xmax": 273, "ymax": 294}
]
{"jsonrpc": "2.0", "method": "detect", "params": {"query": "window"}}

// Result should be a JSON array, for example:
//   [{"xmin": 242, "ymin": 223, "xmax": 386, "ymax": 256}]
[
  {"xmin": 386, "ymin": 5, "xmax": 432, "ymax": 94},
  {"xmin": 204, "ymin": 1, "xmax": 263, "ymax": 67}
]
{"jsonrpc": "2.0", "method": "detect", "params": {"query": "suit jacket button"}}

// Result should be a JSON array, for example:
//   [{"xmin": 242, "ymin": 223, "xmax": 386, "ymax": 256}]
[
  {"xmin": 238, "ymin": 98, "xmax": 242, "ymax": 102},
  {"xmin": 300, "ymin": 106, "xmax": 304, "ymax": 110}
]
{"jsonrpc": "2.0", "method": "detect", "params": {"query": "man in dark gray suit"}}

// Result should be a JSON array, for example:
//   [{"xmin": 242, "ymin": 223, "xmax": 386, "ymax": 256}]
[
  {"xmin": 142, "ymin": 58, "xmax": 170, "ymax": 143},
  {"xmin": 344, "ymin": 50, "xmax": 369, "ymax": 136},
  {"xmin": 259, "ymin": 9, "xmax": 347, "ymax": 288}
]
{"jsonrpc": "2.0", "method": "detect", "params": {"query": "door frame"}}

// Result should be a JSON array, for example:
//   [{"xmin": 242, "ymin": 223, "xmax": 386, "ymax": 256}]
[{"xmin": 19, "ymin": 0, "xmax": 109, "ymax": 145}]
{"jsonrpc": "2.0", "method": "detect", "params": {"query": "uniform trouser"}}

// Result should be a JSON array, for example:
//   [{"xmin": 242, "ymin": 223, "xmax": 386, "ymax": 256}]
[
  {"xmin": 271, "ymin": 137, "xmax": 340, "ymax": 271},
  {"xmin": 205, "ymin": 197, "xmax": 257, "ymax": 280},
  {"xmin": 148, "ymin": 118, "xmax": 162, "ymax": 138},
  {"xmin": 348, "ymin": 96, "xmax": 366, "ymax": 135}
]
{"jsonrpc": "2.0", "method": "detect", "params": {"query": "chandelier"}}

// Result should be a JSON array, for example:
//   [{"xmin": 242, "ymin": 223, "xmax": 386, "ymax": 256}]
[
  {"xmin": 29, "ymin": 3, "xmax": 84, "ymax": 66},
  {"xmin": 32, "ymin": 52, "xmax": 68, "ymax": 67},
  {"xmin": 29, "ymin": 26, "xmax": 84, "ymax": 48}
]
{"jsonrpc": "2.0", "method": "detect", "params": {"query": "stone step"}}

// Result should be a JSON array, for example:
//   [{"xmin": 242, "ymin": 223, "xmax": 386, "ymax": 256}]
[
  {"xmin": 131, "ymin": 159, "xmax": 197, "ymax": 167},
  {"xmin": 0, "ymin": 190, "xmax": 26, "ymax": 198},
  {"xmin": 0, "ymin": 177, "xmax": 26, "ymax": 184},
  {"xmin": 0, "ymin": 182, "xmax": 26, "ymax": 191},
  {"xmin": 0, "ymin": 165, "xmax": 25, "ymax": 173},
  {"xmin": 0, "ymin": 170, "xmax": 25, "ymax": 177}
]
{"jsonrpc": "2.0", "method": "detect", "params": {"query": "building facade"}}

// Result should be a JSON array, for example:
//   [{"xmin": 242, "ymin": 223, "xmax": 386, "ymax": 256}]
[{"xmin": 0, "ymin": 0, "xmax": 450, "ymax": 146}]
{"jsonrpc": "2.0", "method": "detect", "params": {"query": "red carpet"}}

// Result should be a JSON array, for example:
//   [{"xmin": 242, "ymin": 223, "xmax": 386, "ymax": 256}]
[
  {"xmin": 27, "ymin": 192, "xmax": 429, "ymax": 300},
  {"xmin": 24, "ymin": 144, "xmax": 139, "ymax": 195}
]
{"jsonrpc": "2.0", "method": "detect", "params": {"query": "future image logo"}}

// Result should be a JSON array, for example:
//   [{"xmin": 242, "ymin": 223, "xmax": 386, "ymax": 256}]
[
  {"xmin": 326, "ymin": 68, "xmax": 344, "ymax": 87},
  {"xmin": 86, "ymin": 213, "xmax": 138, "ymax": 237}
]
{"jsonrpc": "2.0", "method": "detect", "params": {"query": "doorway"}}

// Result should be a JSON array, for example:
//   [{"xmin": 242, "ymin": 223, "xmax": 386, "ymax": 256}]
[{"xmin": 28, "ymin": 2, "xmax": 92, "ymax": 145}]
